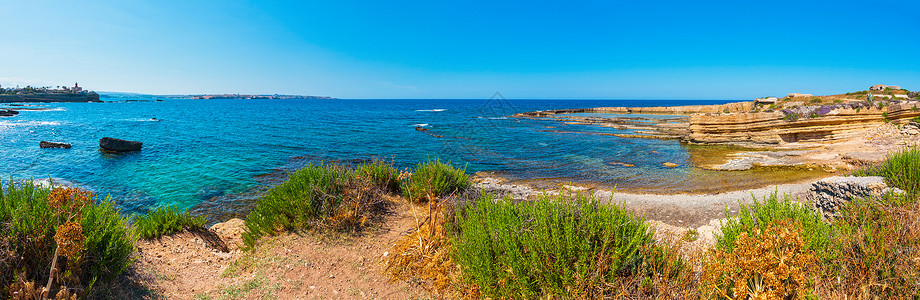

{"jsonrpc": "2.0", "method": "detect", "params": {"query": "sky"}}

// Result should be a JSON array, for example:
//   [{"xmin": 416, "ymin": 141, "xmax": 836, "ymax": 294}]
[{"xmin": 1, "ymin": 0, "xmax": 918, "ymax": 99}]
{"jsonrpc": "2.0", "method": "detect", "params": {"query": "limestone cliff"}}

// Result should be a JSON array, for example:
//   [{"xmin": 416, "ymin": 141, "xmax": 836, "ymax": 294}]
[{"xmin": 687, "ymin": 102, "xmax": 920, "ymax": 147}]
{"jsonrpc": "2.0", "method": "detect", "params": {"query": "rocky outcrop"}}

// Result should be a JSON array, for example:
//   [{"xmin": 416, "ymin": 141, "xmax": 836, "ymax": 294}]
[
  {"xmin": 99, "ymin": 137, "xmax": 143, "ymax": 153},
  {"xmin": 39, "ymin": 141, "xmax": 72, "ymax": 149},
  {"xmin": 805, "ymin": 176, "xmax": 904, "ymax": 221},
  {"xmin": 687, "ymin": 102, "xmax": 920, "ymax": 147},
  {"xmin": 513, "ymin": 102, "xmax": 753, "ymax": 118},
  {"xmin": 0, "ymin": 110, "xmax": 18, "ymax": 117}
]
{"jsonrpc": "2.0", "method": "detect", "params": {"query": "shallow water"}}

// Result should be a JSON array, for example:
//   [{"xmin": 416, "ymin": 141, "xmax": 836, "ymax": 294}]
[{"xmin": 0, "ymin": 97, "xmax": 826, "ymax": 216}]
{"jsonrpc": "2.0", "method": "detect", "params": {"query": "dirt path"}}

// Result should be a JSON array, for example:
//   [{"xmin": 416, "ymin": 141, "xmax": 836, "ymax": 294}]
[{"xmin": 134, "ymin": 202, "xmax": 430, "ymax": 300}]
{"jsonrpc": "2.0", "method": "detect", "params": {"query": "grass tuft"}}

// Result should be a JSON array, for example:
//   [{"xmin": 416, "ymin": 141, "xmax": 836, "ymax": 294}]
[
  {"xmin": 401, "ymin": 159, "xmax": 470, "ymax": 203},
  {"xmin": 133, "ymin": 205, "xmax": 206, "ymax": 239},
  {"xmin": 355, "ymin": 159, "xmax": 402, "ymax": 193},
  {"xmin": 242, "ymin": 163, "xmax": 391, "ymax": 248},
  {"xmin": 876, "ymin": 145, "xmax": 920, "ymax": 195}
]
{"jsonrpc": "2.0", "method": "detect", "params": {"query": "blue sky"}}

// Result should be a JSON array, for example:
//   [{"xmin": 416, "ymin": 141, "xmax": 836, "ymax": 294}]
[{"xmin": 1, "ymin": 0, "xmax": 918, "ymax": 99}]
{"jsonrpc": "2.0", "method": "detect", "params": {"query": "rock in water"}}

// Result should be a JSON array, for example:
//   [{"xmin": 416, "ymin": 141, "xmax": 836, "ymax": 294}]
[
  {"xmin": 662, "ymin": 162, "xmax": 679, "ymax": 168},
  {"xmin": 99, "ymin": 137, "xmax": 143, "ymax": 153},
  {"xmin": 39, "ymin": 141, "xmax": 72, "ymax": 149},
  {"xmin": 0, "ymin": 110, "xmax": 19, "ymax": 117}
]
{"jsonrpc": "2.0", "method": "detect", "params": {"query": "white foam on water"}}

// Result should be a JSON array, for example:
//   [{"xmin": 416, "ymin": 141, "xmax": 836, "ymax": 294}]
[
  {"xmin": 415, "ymin": 109, "xmax": 446, "ymax": 112},
  {"xmin": 411, "ymin": 123, "xmax": 429, "ymax": 127},
  {"xmin": 0, "ymin": 120, "xmax": 61, "ymax": 126}
]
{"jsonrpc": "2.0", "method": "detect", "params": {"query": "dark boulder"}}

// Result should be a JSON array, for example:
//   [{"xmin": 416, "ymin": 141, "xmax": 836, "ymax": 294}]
[
  {"xmin": 415, "ymin": 126, "xmax": 430, "ymax": 131},
  {"xmin": 0, "ymin": 110, "xmax": 19, "ymax": 117},
  {"xmin": 40, "ymin": 141, "xmax": 72, "ymax": 149},
  {"xmin": 99, "ymin": 137, "xmax": 142, "ymax": 153}
]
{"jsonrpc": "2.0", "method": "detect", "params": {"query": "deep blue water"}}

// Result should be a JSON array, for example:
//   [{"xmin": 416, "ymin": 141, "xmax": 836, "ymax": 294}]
[{"xmin": 1, "ymin": 97, "xmax": 737, "ymax": 215}]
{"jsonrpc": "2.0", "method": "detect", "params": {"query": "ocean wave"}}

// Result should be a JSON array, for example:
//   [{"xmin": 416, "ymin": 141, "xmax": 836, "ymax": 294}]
[
  {"xmin": 411, "ymin": 123, "xmax": 429, "ymax": 127},
  {"xmin": 123, "ymin": 118, "xmax": 162, "ymax": 122},
  {"xmin": 31, "ymin": 107, "xmax": 66, "ymax": 112},
  {"xmin": 415, "ymin": 109, "xmax": 446, "ymax": 112},
  {"xmin": 0, "ymin": 121, "xmax": 62, "ymax": 126}
]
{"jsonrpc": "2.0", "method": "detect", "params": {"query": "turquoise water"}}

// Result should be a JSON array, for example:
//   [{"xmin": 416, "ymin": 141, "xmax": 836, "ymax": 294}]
[{"xmin": 1, "ymin": 97, "xmax": 736, "ymax": 216}]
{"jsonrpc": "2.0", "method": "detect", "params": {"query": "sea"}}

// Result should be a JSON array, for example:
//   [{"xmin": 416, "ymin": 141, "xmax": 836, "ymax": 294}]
[{"xmin": 0, "ymin": 95, "xmax": 822, "ymax": 220}]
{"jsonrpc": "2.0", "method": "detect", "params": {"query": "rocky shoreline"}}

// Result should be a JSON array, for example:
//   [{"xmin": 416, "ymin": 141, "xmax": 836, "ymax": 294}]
[{"xmin": 514, "ymin": 95, "xmax": 920, "ymax": 171}]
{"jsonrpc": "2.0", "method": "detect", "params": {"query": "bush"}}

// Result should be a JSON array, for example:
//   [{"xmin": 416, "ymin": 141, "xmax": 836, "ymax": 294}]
[
  {"xmin": 828, "ymin": 194, "xmax": 920, "ymax": 298},
  {"xmin": 402, "ymin": 159, "xmax": 470, "ymax": 203},
  {"xmin": 451, "ymin": 193, "xmax": 676, "ymax": 298},
  {"xmin": 706, "ymin": 220, "xmax": 817, "ymax": 299},
  {"xmin": 81, "ymin": 198, "xmax": 136, "ymax": 285},
  {"xmin": 716, "ymin": 192, "xmax": 835, "ymax": 262},
  {"xmin": 0, "ymin": 181, "xmax": 135, "ymax": 297},
  {"xmin": 242, "ymin": 163, "xmax": 389, "ymax": 247},
  {"xmin": 355, "ymin": 159, "xmax": 402, "ymax": 193},
  {"xmin": 876, "ymin": 145, "xmax": 920, "ymax": 195},
  {"xmin": 133, "ymin": 205, "xmax": 206, "ymax": 239}
]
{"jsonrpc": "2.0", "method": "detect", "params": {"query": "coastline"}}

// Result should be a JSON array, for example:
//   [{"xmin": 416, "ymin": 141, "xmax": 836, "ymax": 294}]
[{"xmin": 0, "ymin": 93, "xmax": 101, "ymax": 103}]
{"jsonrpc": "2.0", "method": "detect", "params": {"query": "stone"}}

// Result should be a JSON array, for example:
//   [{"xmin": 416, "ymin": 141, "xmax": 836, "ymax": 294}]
[
  {"xmin": 841, "ymin": 151, "xmax": 887, "ymax": 165},
  {"xmin": 99, "ymin": 137, "xmax": 142, "ymax": 153},
  {"xmin": 209, "ymin": 218, "xmax": 246, "ymax": 241},
  {"xmin": 0, "ymin": 110, "xmax": 19, "ymax": 117},
  {"xmin": 414, "ymin": 126, "xmax": 429, "ymax": 131},
  {"xmin": 471, "ymin": 182, "xmax": 538, "ymax": 203},
  {"xmin": 805, "ymin": 176, "xmax": 905, "ymax": 221},
  {"xmin": 39, "ymin": 141, "xmax": 71, "ymax": 149},
  {"xmin": 662, "ymin": 162, "xmax": 679, "ymax": 168}
]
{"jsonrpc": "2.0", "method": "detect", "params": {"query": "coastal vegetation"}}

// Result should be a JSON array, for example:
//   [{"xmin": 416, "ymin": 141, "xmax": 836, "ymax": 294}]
[
  {"xmin": 132, "ymin": 205, "xmax": 206, "ymax": 239},
  {"xmin": 0, "ymin": 182, "xmax": 135, "ymax": 299},
  {"xmin": 240, "ymin": 162, "xmax": 395, "ymax": 248},
  {"xmin": 2, "ymin": 145, "xmax": 919, "ymax": 298},
  {"xmin": 401, "ymin": 158, "xmax": 470, "ymax": 203},
  {"xmin": 450, "ymin": 192, "xmax": 689, "ymax": 298}
]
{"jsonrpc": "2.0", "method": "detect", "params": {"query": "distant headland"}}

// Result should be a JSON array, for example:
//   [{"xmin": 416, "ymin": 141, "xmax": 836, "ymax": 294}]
[{"xmin": 0, "ymin": 82, "xmax": 100, "ymax": 103}]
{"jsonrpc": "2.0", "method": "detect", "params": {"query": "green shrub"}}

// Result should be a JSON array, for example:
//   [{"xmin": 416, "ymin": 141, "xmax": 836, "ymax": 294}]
[
  {"xmin": 830, "ymin": 193, "xmax": 920, "ymax": 297},
  {"xmin": 133, "ymin": 205, "xmax": 206, "ymax": 239},
  {"xmin": 452, "ymin": 193, "xmax": 673, "ymax": 298},
  {"xmin": 875, "ymin": 145, "xmax": 920, "ymax": 195},
  {"xmin": 716, "ymin": 192, "xmax": 835, "ymax": 262},
  {"xmin": 81, "ymin": 198, "xmax": 136, "ymax": 285},
  {"xmin": 0, "ymin": 181, "xmax": 135, "ymax": 297},
  {"xmin": 356, "ymin": 159, "xmax": 401, "ymax": 193},
  {"xmin": 242, "ymin": 163, "xmax": 389, "ymax": 247},
  {"xmin": 402, "ymin": 159, "xmax": 470, "ymax": 203}
]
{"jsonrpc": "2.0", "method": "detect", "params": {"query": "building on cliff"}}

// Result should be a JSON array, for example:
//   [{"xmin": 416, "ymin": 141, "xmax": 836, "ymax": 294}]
[
  {"xmin": 871, "ymin": 84, "xmax": 901, "ymax": 91},
  {"xmin": 787, "ymin": 93, "xmax": 814, "ymax": 98}
]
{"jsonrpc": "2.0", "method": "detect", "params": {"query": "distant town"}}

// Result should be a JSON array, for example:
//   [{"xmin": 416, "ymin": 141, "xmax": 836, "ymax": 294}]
[{"xmin": 0, "ymin": 82, "xmax": 95, "ymax": 95}]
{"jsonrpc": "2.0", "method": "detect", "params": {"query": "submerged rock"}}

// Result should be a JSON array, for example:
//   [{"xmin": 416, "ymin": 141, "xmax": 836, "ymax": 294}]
[
  {"xmin": 662, "ymin": 162, "xmax": 679, "ymax": 168},
  {"xmin": 99, "ymin": 137, "xmax": 143, "ymax": 153},
  {"xmin": 0, "ymin": 110, "xmax": 19, "ymax": 117},
  {"xmin": 805, "ymin": 176, "xmax": 904, "ymax": 221},
  {"xmin": 39, "ymin": 141, "xmax": 72, "ymax": 149}
]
